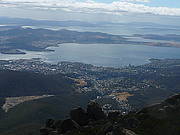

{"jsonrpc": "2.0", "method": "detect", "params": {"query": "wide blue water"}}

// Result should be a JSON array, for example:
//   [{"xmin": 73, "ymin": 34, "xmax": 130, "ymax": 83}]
[
  {"xmin": 1, "ymin": 43, "xmax": 180, "ymax": 67},
  {"xmin": 43, "ymin": 43, "xmax": 180, "ymax": 67},
  {"xmin": 1, "ymin": 24, "xmax": 180, "ymax": 67}
]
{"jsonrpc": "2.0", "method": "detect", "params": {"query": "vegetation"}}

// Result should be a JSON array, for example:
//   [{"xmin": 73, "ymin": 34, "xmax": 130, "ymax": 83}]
[
  {"xmin": 0, "ymin": 70, "xmax": 74, "ymax": 97},
  {"xmin": 0, "ymin": 92, "xmax": 97, "ymax": 135},
  {"xmin": 0, "ymin": 59, "xmax": 180, "ymax": 134},
  {"xmin": 40, "ymin": 94, "xmax": 180, "ymax": 135}
]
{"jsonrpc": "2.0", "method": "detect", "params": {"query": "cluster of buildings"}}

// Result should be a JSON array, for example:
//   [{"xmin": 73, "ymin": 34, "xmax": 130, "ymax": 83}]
[{"xmin": 1, "ymin": 58, "xmax": 179, "ymax": 113}]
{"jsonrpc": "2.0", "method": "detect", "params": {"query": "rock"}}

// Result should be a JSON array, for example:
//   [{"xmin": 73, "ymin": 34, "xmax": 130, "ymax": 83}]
[
  {"xmin": 108, "ymin": 112, "xmax": 120, "ymax": 120},
  {"xmin": 112, "ymin": 125, "xmax": 123, "ymax": 135},
  {"xmin": 97, "ymin": 122, "xmax": 113, "ymax": 135},
  {"xmin": 165, "ymin": 94, "xmax": 180, "ymax": 106},
  {"xmin": 60, "ymin": 119, "xmax": 80, "ymax": 133},
  {"xmin": 40, "ymin": 127, "xmax": 54, "ymax": 135},
  {"xmin": 87, "ymin": 102, "xmax": 106, "ymax": 121},
  {"xmin": 70, "ymin": 107, "xmax": 89, "ymax": 126},
  {"xmin": 45, "ymin": 119, "xmax": 55, "ymax": 129},
  {"xmin": 112, "ymin": 126, "xmax": 138, "ymax": 135},
  {"xmin": 48, "ymin": 131, "xmax": 58, "ymax": 135},
  {"xmin": 122, "ymin": 128, "xmax": 137, "ymax": 135},
  {"xmin": 40, "ymin": 95, "xmax": 180, "ymax": 135},
  {"xmin": 54, "ymin": 120, "xmax": 62, "ymax": 133},
  {"xmin": 124, "ymin": 117, "xmax": 140, "ymax": 128}
]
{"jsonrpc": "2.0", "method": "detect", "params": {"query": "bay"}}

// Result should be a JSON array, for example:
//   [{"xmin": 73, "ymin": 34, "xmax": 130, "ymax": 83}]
[
  {"xmin": 44, "ymin": 43, "xmax": 180, "ymax": 67},
  {"xmin": 1, "ymin": 43, "xmax": 180, "ymax": 67}
]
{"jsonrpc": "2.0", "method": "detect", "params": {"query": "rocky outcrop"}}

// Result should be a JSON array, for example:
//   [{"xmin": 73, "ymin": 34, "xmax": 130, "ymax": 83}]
[
  {"xmin": 40, "ymin": 102, "xmax": 107, "ymax": 135},
  {"xmin": 87, "ymin": 102, "xmax": 106, "ymax": 121},
  {"xmin": 41, "ymin": 119, "xmax": 80, "ymax": 135},
  {"xmin": 70, "ymin": 107, "xmax": 88, "ymax": 126},
  {"xmin": 107, "ymin": 112, "xmax": 120, "ymax": 120},
  {"xmin": 60, "ymin": 119, "xmax": 80, "ymax": 133},
  {"xmin": 40, "ymin": 94, "xmax": 180, "ymax": 135}
]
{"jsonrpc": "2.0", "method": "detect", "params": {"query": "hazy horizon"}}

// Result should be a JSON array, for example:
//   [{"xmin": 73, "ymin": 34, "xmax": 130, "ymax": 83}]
[{"xmin": 0, "ymin": 0, "xmax": 180, "ymax": 25}]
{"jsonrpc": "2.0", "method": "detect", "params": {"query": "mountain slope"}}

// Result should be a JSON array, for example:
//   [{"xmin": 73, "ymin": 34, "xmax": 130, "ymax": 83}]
[
  {"xmin": 39, "ymin": 94, "xmax": 180, "ymax": 135},
  {"xmin": 0, "ymin": 92, "xmax": 97, "ymax": 135},
  {"xmin": 0, "ymin": 70, "xmax": 74, "ymax": 97}
]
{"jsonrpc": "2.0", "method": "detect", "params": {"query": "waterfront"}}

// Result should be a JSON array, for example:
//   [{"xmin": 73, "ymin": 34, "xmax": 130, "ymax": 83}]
[{"xmin": 1, "ymin": 43, "xmax": 180, "ymax": 67}]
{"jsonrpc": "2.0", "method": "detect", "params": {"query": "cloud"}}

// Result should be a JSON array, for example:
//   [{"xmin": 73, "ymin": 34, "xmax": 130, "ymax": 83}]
[
  {"xmin": 0, "ymin": 0, "xmax": 180, "ymax": 16},
  {"xmin": 121, "ymin": 0, "xmax": 150, "ymax": 2}
]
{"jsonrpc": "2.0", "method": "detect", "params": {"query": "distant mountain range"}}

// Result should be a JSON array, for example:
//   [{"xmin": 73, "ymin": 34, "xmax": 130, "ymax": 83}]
[
  {"xmin": 0, "ymin": 17, "xmax": 179, "ymax": 29},
  {"xmin": 0, "ymin": 17, "xmax": 98, "ymax": 27},
  {"xmin": 1, "ymin": 17, "xmax": 180, "ymax": 55},
  {"xmin": 1, "ymin": 27, "xmax": 180, "ymax": 54}
]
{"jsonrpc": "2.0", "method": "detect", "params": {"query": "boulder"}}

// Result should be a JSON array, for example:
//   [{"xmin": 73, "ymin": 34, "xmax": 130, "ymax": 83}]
[
  {"xmin": 124, "ymin": 117, "xmax": 140, "ymax": 128},
  {"xmin": 60, "ymin": 119, "xmax": 80, "ymax": 133},
  {"xmin": 97, "ymin": 122, "xmax": 113, "ymax": 135},
  {"xmin": 122, "ymin": 128, "xmax": 137, "ymax": 135},
  {"xmin": 54, "ymin": 120, "xmax": 62, "ymax": 133},
  {"xmin": 108, "ymin": 112, "xmax": 120, "ymax": 120},
  {"xmin": 112, "ymin": 125, "xmax": 123, "ymax": 135},
  {"xmin": 45, "ymin": 119, "xmax": 55, "ymax": 129},
  {"xmin": 70, "ymin": 107, "xmax": 89, "ymax": 126},
  {"xmin": 40, "ymin": 127, "xmax": 54, "ymax": 135},
  {"xmin": 112, "ymin": 126, "xmax": 138, "ymax": 135},
  {"xmin": 87, "ymin": 102, "xmax": 106, "ymax": 120}
]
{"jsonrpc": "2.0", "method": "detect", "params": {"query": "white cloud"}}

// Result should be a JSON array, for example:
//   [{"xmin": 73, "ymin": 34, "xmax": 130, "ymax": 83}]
[
  {"xmin": 121, "ymin": 0, "xmax": 150, "ymax": 2},
  {"xmin": 0, "ymin": 0, "xmax": 180, "ymax": 16}
]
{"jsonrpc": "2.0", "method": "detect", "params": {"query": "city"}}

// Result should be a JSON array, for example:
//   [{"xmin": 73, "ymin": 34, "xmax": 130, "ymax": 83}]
[{"xmin": 1, "ymin": 58, "xmax": 180, "ymax": 113}]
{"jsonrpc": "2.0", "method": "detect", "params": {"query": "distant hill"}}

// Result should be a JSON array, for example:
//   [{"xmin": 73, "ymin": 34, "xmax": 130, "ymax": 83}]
[
  {"xmin": 0, "ymin": 27, "xmax": 127, "ymax": 54},
  {"xmin": 0, "ymin": 17, "xmax": 97, "ymax": 27},
  {"xmin": 1, "ymin": 27, "xmax": 180, "ymax": 54}
]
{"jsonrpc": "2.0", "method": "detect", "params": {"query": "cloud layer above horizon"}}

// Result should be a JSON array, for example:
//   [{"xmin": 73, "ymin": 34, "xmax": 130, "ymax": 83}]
[{"xmin": 0, "ymin": 0, "xmax": 180, "ymax": 16}]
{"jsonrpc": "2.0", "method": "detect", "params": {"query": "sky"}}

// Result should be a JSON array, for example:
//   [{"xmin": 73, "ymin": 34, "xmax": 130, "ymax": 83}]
[
  {"xmin": 0, "ymin": 0, "xmax": 180, "ymax": 23},
  {"xmin": 96, "ymin": 0, "xmax": 179, "ymax": 8}
]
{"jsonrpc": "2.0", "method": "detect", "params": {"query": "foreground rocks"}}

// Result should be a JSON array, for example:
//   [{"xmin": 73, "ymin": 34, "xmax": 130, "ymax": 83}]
[
  {"xmin": 40, "ymin": 102, "xmax": 109, "ymax": 135},
  {"xmin": 70, "ymin": 107, "xmax": 88, "ymax": 126},
  {"xmin": 40, "ymin": 94, "xmax": 180, "ymax": 135}
]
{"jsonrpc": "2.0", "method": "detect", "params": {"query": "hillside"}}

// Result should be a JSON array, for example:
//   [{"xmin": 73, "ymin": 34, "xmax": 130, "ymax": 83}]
[
  {"xmin": 40, "ymin": 94, "xmax": 180, "ymax": 135},
  {"xmin": 0, "ymin": 70, "xmax": 84, "ymax": 134},
  {"xmin": 0, "ymin": 92, "xmax": 97, "ymax": 135},
  {"xmin": 0, "ymin": 59, "xmax": 180, "ymax": 135},
  {"xmin": 0, "ymin": 70, "xmax": 74, "ymax": 97}
]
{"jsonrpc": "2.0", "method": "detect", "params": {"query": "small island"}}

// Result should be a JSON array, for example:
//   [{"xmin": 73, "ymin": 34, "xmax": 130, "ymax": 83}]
[{"xmin": 0, "ymin": 49, "xmax": 26, "ymax": 54}]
